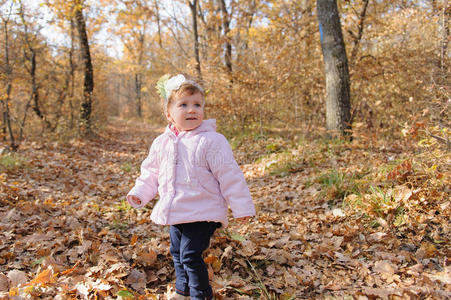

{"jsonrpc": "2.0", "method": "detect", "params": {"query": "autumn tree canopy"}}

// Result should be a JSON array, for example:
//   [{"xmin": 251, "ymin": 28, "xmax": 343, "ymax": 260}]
[{"xmin": 0, "ymin": 0, "xmax": 448, "ymax": 143}]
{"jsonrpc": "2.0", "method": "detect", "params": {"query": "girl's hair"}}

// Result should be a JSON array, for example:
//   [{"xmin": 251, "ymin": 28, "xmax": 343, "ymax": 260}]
[
  {"xmin": 162, "ymin": 74, "xmax": 205, "ymax": 116},
  {"xmin": 168, "ymin": 82, "xmax": 204, "ymax": 104}
]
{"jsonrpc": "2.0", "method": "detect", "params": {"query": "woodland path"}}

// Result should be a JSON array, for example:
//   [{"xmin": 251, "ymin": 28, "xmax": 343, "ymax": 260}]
[{"xmin": 0, "ymin": 118, "xmax": 449, "ymax": 299}]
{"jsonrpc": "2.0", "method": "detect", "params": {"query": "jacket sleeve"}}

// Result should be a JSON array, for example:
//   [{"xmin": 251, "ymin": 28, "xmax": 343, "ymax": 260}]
[
  {"xmin": 205, "ymin": 134, "xmax": 255, "ymax": 218},
  {"xmin": 127, "ymin": 139, "xmax": 160, "ymax": 208}
]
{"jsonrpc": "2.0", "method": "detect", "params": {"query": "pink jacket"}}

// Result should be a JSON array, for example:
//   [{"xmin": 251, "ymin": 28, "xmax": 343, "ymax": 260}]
[{"xmin": 127, "ymin": 119, "xmax": 255, "ymax": 227}]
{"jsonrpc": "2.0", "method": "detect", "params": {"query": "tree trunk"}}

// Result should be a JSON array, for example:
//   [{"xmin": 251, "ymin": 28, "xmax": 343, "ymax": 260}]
[
  {"xmin": 135, "ymin": 73, "xmax": 142, "ymax": 118},
  {"xmin": 154, "ymin": 0, "xmax": 163, "ymax": 48},
  {"xmin": 69, "ymin": 18, "xmax": 76, "ymax": 128},
  {"xmin": 2, "ymin": 17, "xmax": 17, "ymax": 149},
  {"xmin": 135, "ymin": 27, "xmax": 145, "ymax": 118},
  {"xmin": 74, "ymin": 4, "xmax": 94, "ymax": 135},
  {"xmin": 243, "ymin": 0, "xmax": 256, "ymax": 51},
  {"xmin": 220, "ymin": 0, "xmax": 232, "ymax": 78},
  {"xmin": 188, "ymin": 0, "xmax": 202, "ymax": 80},
  {"xmin": 317, "ymin": 0, "xmax": 352, "ymax": 137},
  {"xmin": 440, "ymin": 2, "xmax": 450, "ymax": 71},
  {"xmin": 18, "ymin": 0, "xmax": 51, "ymax": 130}
]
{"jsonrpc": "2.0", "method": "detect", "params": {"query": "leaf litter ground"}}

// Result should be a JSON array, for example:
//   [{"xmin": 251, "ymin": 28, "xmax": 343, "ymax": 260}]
[{"xmin": 0, "ymin": 119, "xmax": 449, "ymax": 299}]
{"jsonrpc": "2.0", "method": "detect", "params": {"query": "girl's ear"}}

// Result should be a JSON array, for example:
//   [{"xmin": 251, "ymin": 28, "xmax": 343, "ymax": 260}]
[{"xmin": 166, "ymin": 111, "xmax": 173, "ymax": 123}]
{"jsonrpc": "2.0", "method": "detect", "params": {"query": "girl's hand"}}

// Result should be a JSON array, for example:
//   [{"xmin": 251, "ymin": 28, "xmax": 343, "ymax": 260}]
[
  {"xmin": 236, "ymin": 216, "xmax": 251, "ymax": 224},
  {"xmin": 129, "ymin": 195, "xmax": 142, "ymax": 205}
]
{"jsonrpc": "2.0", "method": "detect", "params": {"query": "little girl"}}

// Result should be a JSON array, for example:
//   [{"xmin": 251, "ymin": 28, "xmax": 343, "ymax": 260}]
[{"xmin": 127, "ymin": 74, "xmax": 255, "ymax": 300}]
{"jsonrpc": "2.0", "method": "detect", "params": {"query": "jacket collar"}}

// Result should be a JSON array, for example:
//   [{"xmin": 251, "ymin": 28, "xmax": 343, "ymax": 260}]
[{"xmin": 164, "ymin": 119, "xmax": 216, "ymax": 138}]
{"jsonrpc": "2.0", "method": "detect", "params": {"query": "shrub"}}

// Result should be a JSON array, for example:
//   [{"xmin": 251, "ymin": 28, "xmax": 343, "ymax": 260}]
[{"xmin": 0, "ymin": 154, "xmax": 26, "ymax": 171}]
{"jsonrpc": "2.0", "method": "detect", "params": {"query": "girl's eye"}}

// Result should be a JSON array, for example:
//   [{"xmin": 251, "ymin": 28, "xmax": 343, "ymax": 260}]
[
  {"xmin": 180, "ymin": 103, "xmax": 187, "ymax": 107},
  {"xmin": 195, "ymin": 103, "xmax": 201, "ymax": 107}
]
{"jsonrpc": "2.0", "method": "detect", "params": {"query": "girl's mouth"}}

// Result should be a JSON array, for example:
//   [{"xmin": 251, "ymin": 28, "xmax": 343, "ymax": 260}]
[{"xmin": 186, "ymin": 117, "xmax": 197, "ymax": 120}]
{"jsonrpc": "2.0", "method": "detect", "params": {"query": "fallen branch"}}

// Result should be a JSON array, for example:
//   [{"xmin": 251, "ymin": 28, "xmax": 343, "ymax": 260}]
[{"xmin": 427, "ymin": 131, "xmax": 450, "ymax": 149}]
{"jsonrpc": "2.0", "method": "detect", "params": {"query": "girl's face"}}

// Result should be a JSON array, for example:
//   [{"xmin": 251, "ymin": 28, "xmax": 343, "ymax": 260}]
[{"xmin": 167, "ymin": 92, "xmax": 204, "ymax": 132}]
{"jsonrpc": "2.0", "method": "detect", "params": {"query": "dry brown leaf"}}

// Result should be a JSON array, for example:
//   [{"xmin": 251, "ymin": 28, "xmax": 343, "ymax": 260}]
[
  {"xmin": 419, "ymin": 242, "xmax": 438, "ymax": 258},
  {"xmin": 7, "ymin": 270, "xmax": 27, "ymax": 288},
  {"xmin": 283, "ymin": 270, "xmax": 298, "ymax": 287},
  {"xmin": 237, "ymin": 240, "xmax": 256, "ymax": 257},
  {"xmin": 394, "ymin": 185, "xmax": 412, "ymax": 202},
  {"xmin": 126, "ymin": 269, "xmax": 147, "ymax": 291},
  {"xmin": 266, "ymin": 264, "xmax": 276, "ymax": 276},
  {"xmin": 76, "ymin": 240, "xmax": 92, "ymax": 255},
  {"xmin": 374, "ymin": 260, "xmax": 397, "ymax": 276},
  {"xmin": 425, "ymin": 266, "xmax": 451, "ymax": 285},
  {"xmin": 1, "ymin": 117, "xmax": 449, "ymax": 299},
  {"xmin": 136, "ymin": 249, "xmax": 157, "ymax": 266},
  {"xmin": 130, "ymin": 234, "xmax": 138, "ymax": 246},
  {"xmin": 0, "ymin": 273, "xmax": 9, "ymax": 292},
  {"xmin": 361, "ymin": 287, "xmax": 402, "ymax": 299},
  {"xmin": 221, "ymin": 245, "xmax": 233, "ymax": 260},
  {"xmin": 369, "ymin": 232, "xmax": 387, "ymax": 242}
]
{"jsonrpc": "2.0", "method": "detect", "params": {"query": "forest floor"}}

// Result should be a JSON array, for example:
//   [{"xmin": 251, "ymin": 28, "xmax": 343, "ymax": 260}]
[{"xmin": 0, "ymin": 118, "xmax": 449, "ymax": 299}]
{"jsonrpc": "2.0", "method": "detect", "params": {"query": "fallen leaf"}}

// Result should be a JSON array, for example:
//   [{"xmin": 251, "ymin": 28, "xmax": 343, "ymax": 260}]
[
  {"xmin": 0, "ymin": 273, "xmax": 9, "ymax": 292},
  {"xmin": 425, "ymin": 266, "xmax": 451, "ymax": 285},
  {"xmin": 332, "ymin": 208, "xmax": 345, "ymax": 217},
  {"xmin": 91, "ymin": 279, "xmax": 112, "ymax": 291},
  {"xmin": 361, "ymin": 287, "xmax": 402, "ymax": 299},
  {"xmin": 136, "ymin": 249, "xmax": 157, "ymax": 266},
  {"xmin": 30, "ymin": 268, "xmax": 53, "ymax": 285},
  {"xmin": 237, "ymin": 240, "xmax": 256, "ymax": 257},
  {"xmin": 221, "ymin": 245, "xmax": 233, "ymax": 260},
  {"xmin": 130, "ymin": 234, "xmax": 138, "ymax": 246},
  {"xmin": 394, "ymin": 185, "xmax": 412, "ymax": 202},
  {"xmin": 284, "ymin": 270, "xmax": 298, "ymax": 287},
  {"xmin": 125, "ymin": 269, "xmax": 146, "ymax": 291},
  {"xmin": 374, "ymin": 260, "xmax": 397, "ymax": 276},
  {"xmin": 7, "ymin": 270, "xmax": 27, "ymax": 288},
  {"xmin": 75, "ymin": 282, "xmax": 90, "ymax": 299}
]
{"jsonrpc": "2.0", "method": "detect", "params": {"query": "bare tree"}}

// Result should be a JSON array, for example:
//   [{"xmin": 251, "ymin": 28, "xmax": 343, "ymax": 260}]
[
  {"xmin": 188, "ymin": 0, "xmax": 202, "ymax": 79},
  {"xmin": 349, "ymin": 0, "xmax": 371, "ymax": 62},
  {"xmin": 220, "ymin": 0, "xmax": 232, "ymax": 78},
  {"xmin": 18, "ymin": 0, "xmax": 52, "ymax": 132},
  {"xmin": 235, "ymin": 0, "xmax": 257, "ymax": 61},
  {"xmin": 74, "ymin": 1, "xmax": 94, "ymax": 135},
  {"xmin": 1, "ymin": 1, "xmax": 16, "ymax": 149},
  {"xmin": 317, "ymin": 0, "xmax": 352, "ymax": 137},
  {"xmin": 440, "ymin": 1, "xmax": 450, "ymax": 72},
  {"xmin": 154, "ymin": 0, "xmax": 163, "ymax": 48}
]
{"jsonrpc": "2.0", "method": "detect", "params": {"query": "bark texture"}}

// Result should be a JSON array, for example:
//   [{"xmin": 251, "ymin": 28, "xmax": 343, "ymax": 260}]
[
  {"xmin": 317, "ymin": 0, "xmax": 352, "ymax": 137},
  {"xmin": 220, "ymin": 0, "xmax": 232, "ymax": 77},
  {"xmin": 74, "ymin": 4, "xmax": 94, "ymax": 135},
  {"xmin": 189, "ymin": 0, "xmax": 202, "ymax": 79}
]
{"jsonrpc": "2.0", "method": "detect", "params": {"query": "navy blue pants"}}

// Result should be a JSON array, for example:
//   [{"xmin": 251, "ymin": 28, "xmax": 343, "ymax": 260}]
[{"xmin": 169, "ymin": 222, "xmax": 220, "ymax": 300}]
